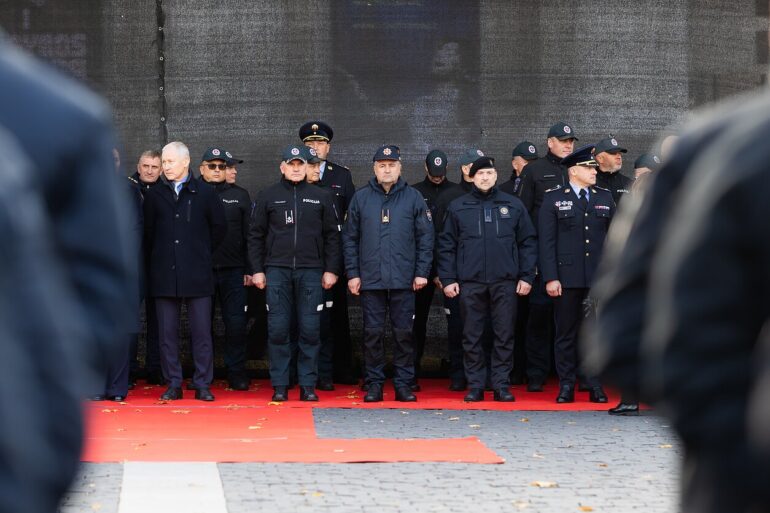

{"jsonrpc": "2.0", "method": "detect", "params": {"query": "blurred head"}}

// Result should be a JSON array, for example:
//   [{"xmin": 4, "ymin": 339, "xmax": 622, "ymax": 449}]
[
  {"xmin": 161, "ymin": 141, "xmax": 190, "ymax": 182},
  {"xmin": 512, "ymin": 156, "xmax": 531, "ymax": 175},
  {"xmin": 306, "ymin": 161, "xmax": 322, "ymax": 183},
  {"xmin": 225, "ymin": 164, "xmax": 238, "ymax": 184},
  {"xmin": 660, "ymin": 135, "xmax": 679, "ymax": 162},
  {"xmin": 595, "ymin": 150, "xmax": 623, "ymax": 172},
  {"xmin": 137, "ymin": 150, "xmax": 161, "ymax": 183}
]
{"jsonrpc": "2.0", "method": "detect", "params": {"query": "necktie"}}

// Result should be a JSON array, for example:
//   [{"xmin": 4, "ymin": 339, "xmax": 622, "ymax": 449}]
[{"xmin": 579, "ymin": 188, "xmax": 588, "ymax": 208}]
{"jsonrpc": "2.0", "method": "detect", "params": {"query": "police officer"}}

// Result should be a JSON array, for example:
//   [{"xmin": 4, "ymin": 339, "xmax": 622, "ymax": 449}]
[
  {"xmin": 499, "ymin": 141, "xmax": 538, "ymax": 196},
  {"xmin": 411, "ymin": 149, "xmax": 459, "ymax": 389},
  {"xmin": 633, "ymin": 152, "xmax": 661, "ymax": 180},
  {"xmin": 198, "ymin": 147, "xmax": 252, "ymax": 391},
  {"xmin": 438, "ymin": 156, "xmax": 537, "ymax": 402},
  {"xmin": 518, "ymin": 121, "xmax": 577, "ymax": 220},
  {"xmin": 343, "ymin": 145, "xmax": 434, "ymax": 403},
  {"xmin": 538, "ymin": 144, "xmax": 614, "ymax": 403},
  {"xmin": 128, "ymin": 150, "xmax": 163, "ymax": 386},
  {"xmin": 248, "ymin": 145, "xmax": 341, "ymax": 402},
  {"xmin": 303, "ymin": 145, "xmax": 343, "ymax": 391},
  {"xmin": 594, "ymin": 136, "xmax": 633, "ymax": 205},
  {"xmin": 457, "ymin": 148, "xmax": 486, "ymax": 192},
  {"xmin": 299, "ymin": 120, "xmax": 357, "ymax": 385}
]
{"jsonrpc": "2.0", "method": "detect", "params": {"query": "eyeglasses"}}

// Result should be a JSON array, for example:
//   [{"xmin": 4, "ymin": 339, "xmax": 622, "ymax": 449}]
[{"xmin": 206, "ymin": 163, "xmax": 228, "ymax": 171}]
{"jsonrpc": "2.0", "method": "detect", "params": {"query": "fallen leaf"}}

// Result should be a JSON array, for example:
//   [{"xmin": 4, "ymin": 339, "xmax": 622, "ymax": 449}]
[
  {"xmin": 333, "ymin": 449, "xmax": 344, "ymax": 453},
  {"xmin": 101, "ymin": 409, "xmax": 118, "ymax": 413},
  {"xmin": 598, "ymin": 463, "xmax": 608, "ymax": 468},
  {"xmin": 520, "ymin": 417, "xmax": 530, "ymax": 422},
  {"xmin": 448, "ymin": 416, "xmax": 460, "ymax": 421},
  {"xmin": 268, "ymin": 401, "xmax": 282, "ymax": 405},
  {"xmin": 578, "ymin": 506, "xmax": 594, "ymax": 512},
  {"xmin": 530, "ymin": 481, "xmax": 558, "ymax": 488},
  {"xmin": 131, "ymin": 443, "xmax": 147, "ymax": 451},
  {"xmin": 312, "ymin": 492, "xmax": 324, "ymax": 497},
  {"xmin": 434, "ymin": 412, "xmax": 444, "ymax": 415},
  {"xmin": 659, "ymin": 444, "xmax": 673, "ymax": 449},
  {"xmin": 511, "ymin": 500, "xmax": 529, "ymax": 509},
  {"xmin": 171, "ymin": 409, "xmax": 191, "ymax": 414},
  {"xmin": 134, "ymin": 409, "xmax": 143, "ymax": 413},
  {"xmin": 116, "ymin": 428, "xmax": 126, "ymax": 432},
  {"xmin": 400, "ymin": 411, "xmax": 409, "ymax": 415},
  {"xmin": 468, "ymin": 424, "xmax": 481, "ymax": 429},
  {"xmin": 532, "ymin": 452, "xmax": 545, "ymax": 459},
  {"xmin": 248, "ymin": 425, "xmax": 262, "ymax": 430}
]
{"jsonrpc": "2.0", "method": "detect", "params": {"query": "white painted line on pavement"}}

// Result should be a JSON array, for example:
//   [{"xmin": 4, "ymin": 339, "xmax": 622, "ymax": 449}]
[{"xmin": 119, "ymin": 462, "xmax": 228, "ymax": 513}]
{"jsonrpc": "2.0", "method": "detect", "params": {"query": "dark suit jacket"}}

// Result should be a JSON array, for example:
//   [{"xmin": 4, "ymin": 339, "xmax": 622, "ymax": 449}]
[{"xmin": 144, "ymin": 174, "xmax": 227, "ymax": 297}]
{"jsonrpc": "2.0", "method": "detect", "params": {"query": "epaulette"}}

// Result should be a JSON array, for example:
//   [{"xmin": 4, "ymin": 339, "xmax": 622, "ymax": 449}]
[
  {"xmin": 127, "ymin": 175, "xmax": 139, "ymax": 184},
  {"xmin": 593, "ymin": 186, "xmax": 611, "ymax": 193},
  {"xmin": 545, "ymin": 185, "xmax": 562, "ymax": 193}
]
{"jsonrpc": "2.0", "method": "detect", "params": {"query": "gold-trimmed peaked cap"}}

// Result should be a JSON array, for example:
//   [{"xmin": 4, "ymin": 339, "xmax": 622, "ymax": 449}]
[
  {"xmin": 560, "ymin": 144, "xmax": 597, "ymax": 168},
  {"xmin": 299, "ymin": 120, "xmax": 333, "ymax": 142}
]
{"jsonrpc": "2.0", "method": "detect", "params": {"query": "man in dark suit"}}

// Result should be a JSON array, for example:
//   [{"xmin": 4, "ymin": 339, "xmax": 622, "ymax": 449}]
[
  {"xmin": 538, "ymin": 144, "xmax": 615, "ymax": 403},
  {"xmin": 299, "ymin": 120, "xmax": 357, "ymax": 386},
  {"xmin": 143, "ymin": 141, "xmax": 227, "ymax": 402}
]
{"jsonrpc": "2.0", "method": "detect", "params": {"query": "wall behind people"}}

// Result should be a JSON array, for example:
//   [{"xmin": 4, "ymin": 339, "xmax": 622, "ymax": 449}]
[{"xmin": 1, "ymin": 0, "xmax": 766, "ymax": 195}]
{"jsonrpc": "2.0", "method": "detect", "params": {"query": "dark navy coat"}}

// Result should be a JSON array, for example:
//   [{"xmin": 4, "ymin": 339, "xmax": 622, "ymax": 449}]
[
  {"xmin": 320, "ymin": 160, "xmax": 356, "ymax": 217},
  {"xmin": 438, "ymin": 186, "xmax": 537, "ymax": 286},
  {"xmin": 143, "ymin": 174, "xmax": 227, "ymax": 297},
  {"xmin": 343, "ymin": 177, "xmax": 434, "ymax": 290},
  {"xmin": 538, "ymin": 185, "xmax": 615, "ymax": 288},
  {"xmin": 517, "ymin": 151, "xmax": 568, "ymax": 224}
]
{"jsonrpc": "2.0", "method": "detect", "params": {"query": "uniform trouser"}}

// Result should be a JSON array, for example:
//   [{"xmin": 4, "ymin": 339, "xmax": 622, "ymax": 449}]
[
  {"xmin": 103, "ymin": 335, "xmax": 131, "ymax": 397},
  {"xmin": 130, "ymin": 297, "xmax": 160, "ymax": 375},
  {"xmin": 444, "ymin": 294, "xmax": 465, "ymax": 381},
  {"xmin": 512, "ymin": 295, "xmax": 530, "ymax": 380},
  {"xmin": 553, "ymin": 287, "xmax": 600, "ymax": 388},
  {"xmin": 328, "ymin": 278, "xmax": 354, "ymax": 380},
  {"xmin": 412, "ymin": 280, "xmax": 436, "ymax": 378},
  {"xmin": 459, "ymin": 280, "xmax": 517, "ymax": 390},
  {"xmin": 317, "ymin": 287, "xmax": 335, "ymax": 381},
  {"xmin": 525, "ymin": 274, "xmax": 553, "ymax": 384},
  {"xmin": 360, "ymin": 289, "xmax": 415, "ymax": 389},
  {"xmin": 213, "ymin": 267, "xmax": 248, "ymax": 377},
  {"xmin": 266, "ymin": 267, "xmax": 323, "ymax": 387},
  {"xmin": 156, "ymin": 296, "xmax": 214, "ymax": 389}
]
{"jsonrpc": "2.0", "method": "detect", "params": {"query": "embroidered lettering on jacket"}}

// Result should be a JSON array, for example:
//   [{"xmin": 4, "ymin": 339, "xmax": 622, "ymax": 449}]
[{"xmin": 302, "ymin": 198, "xmax": 320, "ymax": 204}]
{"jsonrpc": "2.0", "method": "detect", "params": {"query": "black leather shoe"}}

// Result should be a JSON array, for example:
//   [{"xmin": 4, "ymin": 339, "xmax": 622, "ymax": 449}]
[
  {"xmin": 608, "ymin": 402, "xmax": 639, "ymax": 415},
  {"xmin": 300, "ymin": 386, "xmax": 319, "ymax": 401},
  {"xmin": 364, "ymin": 383, "xmax": 383, "ymax": 402},
  {"xmin": 186, "ymin": 382, "xmax": 198, "ymax": 391},
  {"xmin": 271, "ymin": 386, "xmax": 288, "ymax": 402},
  {"xmin": 145, "ymin": 369, "xmax": 164, "ymax": 385},
  {"xmin": 526, "ymin": 381, "xmax": 544, "ymax": 392},
  {"xmin": 556, "ymin": 385, "xmax": 574, "ymax": 403},
  {"xmin": 589, "ymin": 386, "xmax": 608, "ymax": 403},
  {"xmin": 316, "ymin": 378, "xmax": 335, "ymax": 391},
  {"xmin": 109, "ymin": 395, "xmax": 126, "ymax": 402},
  {"xmin": 195, "ymin": 387, "xmax": 215, "ymax": 402},
  {"xmin": 160, "ymin": 387, "xmax": 182, "ymax": 401},
  {"xmin": 493, "ymin": 387, "xmax": 515, "ymax": 402},
  {"xmin": 89, "ymin": 394, "xmax": 106, "ymax": 401},
  {"xmin": 395, "ymin": 387, "xmax": 417, "ymax": 402},
  {"xmin": 228, "ymin": 376, "xmax": 250, "ymax": 391},
  {"xmin": 464, "ymin": 388, "xmax": 484, "ymax": 402},
  {"xmin": 449, "ymin": 379, "xmax": 467, "ymax": 392}
]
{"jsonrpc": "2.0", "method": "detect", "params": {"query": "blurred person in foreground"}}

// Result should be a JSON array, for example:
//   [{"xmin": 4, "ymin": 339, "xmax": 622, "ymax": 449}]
[
  {"xmin": 0, "ymin": 37, "xmax": 135, "ymax": 512},
  {"xmin": 587, "ymin": 90, "xmax": 770, "ymax": 512}
]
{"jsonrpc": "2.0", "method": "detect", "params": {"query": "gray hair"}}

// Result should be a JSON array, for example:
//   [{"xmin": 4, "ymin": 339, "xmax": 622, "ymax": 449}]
[
  {"xmin": 139, "ymin": 149, "xmax": 161, "ymax": 160},
  {"xmin": 162, "ymin": 141, "xmax": 189, "ymax": 160}
]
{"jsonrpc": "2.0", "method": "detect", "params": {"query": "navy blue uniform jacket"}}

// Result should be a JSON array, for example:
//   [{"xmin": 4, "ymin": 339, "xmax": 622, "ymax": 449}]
[
  {"xmin": 343, "ymin": 177, "xmax": 434, "ymax": 290},
  {"xmin": 143, "ymin": 174, "xmax": 227, "ymax": 297},
  {"xmin": 538, "ymin": 185, "xmax": 615, "ymax": 288},
  {"xmin": 438, "ymin": 186, "xmax": 537, "ymax": 286}
]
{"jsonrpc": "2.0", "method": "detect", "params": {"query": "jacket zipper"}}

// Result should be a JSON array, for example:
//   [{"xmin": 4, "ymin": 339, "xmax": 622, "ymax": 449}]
[
  {"xmin": 186, "ymin": 199, "xmax": 191, "ymax": 222},
  {"xmin": 292, "ymin": 186, "xmax": 298, "ymax": 270}
]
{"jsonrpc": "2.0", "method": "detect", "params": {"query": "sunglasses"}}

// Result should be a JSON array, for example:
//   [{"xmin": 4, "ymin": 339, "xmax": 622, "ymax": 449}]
[{"xmin": 205, "ymin": 163, "xmax": 228, "ymax": 171}]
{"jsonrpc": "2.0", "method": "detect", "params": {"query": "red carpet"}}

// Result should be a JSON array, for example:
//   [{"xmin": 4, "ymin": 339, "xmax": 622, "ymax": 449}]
[{"xmin": 82, "ymin": 379, "xmax": 633, "ymax": 464}]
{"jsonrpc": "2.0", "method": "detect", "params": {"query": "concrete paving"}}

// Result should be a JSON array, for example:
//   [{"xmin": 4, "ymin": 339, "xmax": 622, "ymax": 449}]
[{"xmin": 59, "ymin": 409, "xmax": 681, "ymax": 513}]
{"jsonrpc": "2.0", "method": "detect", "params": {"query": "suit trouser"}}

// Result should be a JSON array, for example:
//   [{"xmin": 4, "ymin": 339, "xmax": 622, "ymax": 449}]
[
  {"xmin": 156, "ymin": 296, "xmax": 214, "ymax": 389},
  {"xmin": 265, "ymin": 267, "xmax": 323, "ymax": 387},
  {"xmin": 553, "ymin": 287, "xmax": 600, "ymax": 388},
  {"xmin": 316, "ymin": 279, "xmax": 354, "ymax": 381},
  {"xmin": 130, "ymin": 297, "xmax": 160, "ymax": 375},
  {"xmin": 459, "ymin": 280, "xmax": 517, "ymax": 390},
  {"xmin": 104, "ymin": 335, "xmax": 131, "ymax": 397},
  {"xmin": 360, "ymin": 289, "xmax": 415, "ymax": 389}
]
